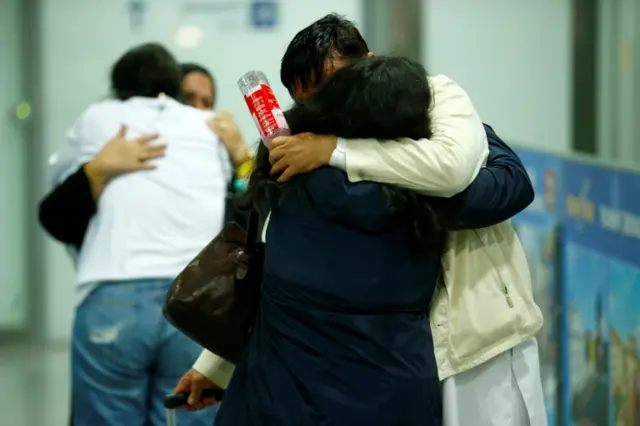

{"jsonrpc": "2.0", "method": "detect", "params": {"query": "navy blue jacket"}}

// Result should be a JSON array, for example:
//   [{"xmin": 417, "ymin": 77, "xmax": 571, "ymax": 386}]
[
  {"xmin": 217, "ymin": 166, "xmax": 444, "ymax": 426},
  {"xmin": 453, "ymin": 124, "xmax": 534, "ymax": 229}
]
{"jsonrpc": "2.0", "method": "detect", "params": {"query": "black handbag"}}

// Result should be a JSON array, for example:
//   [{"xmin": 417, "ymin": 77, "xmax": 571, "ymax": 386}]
[{"xmin": 163, "ymin": 211, "xmax": 264, "ymax": 364}]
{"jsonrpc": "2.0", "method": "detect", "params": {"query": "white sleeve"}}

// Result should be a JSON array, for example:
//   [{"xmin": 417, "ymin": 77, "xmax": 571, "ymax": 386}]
[
  {"xmin": 192, "ymin": 350, "xmax": 235, "ymax": 388},
  {"xmin": 342, "ymin": 75, "xmax": 488, "ymax": 197},
  {"xmin": 328, "ymin": 138, "xmax": 347, "ymax": 170},
  {"xmin": 47, "ymin": 104, "xmax": 113, "ymax": 190}
]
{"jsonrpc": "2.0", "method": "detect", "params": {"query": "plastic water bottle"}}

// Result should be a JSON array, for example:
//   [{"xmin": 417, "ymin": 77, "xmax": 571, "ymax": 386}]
[{"xmin": 238, "ymin": 70, "xmax": 290, "ymax": 148}]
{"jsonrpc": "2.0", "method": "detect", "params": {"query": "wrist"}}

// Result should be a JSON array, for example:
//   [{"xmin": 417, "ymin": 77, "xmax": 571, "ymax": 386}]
[
  {"xmin": 84, "ymin": 160, "xmax": 110, "ymax": 199},
  {"xmin": 324, "ymin": 135, "xmax": 339, "ymax": 164},
  {"xmin": 328, "ymin": 137, "xmax": 346, "ymax": 170},
  {"xmin": 84, "ymin": 160, "xmax": 110, "ymax": 184},
  {"xmin": 230, "ymin": 142, "xmax": 253, "ymax": 166}
]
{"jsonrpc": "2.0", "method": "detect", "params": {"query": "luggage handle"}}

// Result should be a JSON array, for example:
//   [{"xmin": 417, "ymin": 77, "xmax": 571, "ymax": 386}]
[{"xmin": 163, "ymin": 389, "xmax": 225, "ymax": 409}]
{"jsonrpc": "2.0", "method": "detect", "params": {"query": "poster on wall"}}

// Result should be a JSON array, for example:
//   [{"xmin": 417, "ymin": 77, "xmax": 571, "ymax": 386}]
[
  {"xmin": 605, "ymin": 169, "xmax": 640, "ymax": 426},
  {"xmin": 512, "ymin": 148, "xmax": 563, "ymax": 426},
  {"xmin": 562, "ymin": 161, "xmax": 640, "ymax": 426}
]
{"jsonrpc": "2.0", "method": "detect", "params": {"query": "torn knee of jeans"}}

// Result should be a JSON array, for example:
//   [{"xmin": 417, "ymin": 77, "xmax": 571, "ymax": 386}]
[{"xmin": 88, "ymin": 323, "xmax": 126, "ymax": 344}]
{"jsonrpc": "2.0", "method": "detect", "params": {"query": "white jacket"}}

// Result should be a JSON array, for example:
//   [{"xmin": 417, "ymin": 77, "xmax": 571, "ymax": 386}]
[{"xmin": 192, "ymin": 75, "xmax": 543, "ymax": 385}]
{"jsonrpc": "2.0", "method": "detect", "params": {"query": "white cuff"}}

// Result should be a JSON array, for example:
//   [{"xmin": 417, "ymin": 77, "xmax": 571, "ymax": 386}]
[
  {"xmin": 192, "ymin": 350, "xmax": 236, "ymax": 389},
  {"xmin": 328, "ymin": 137, "xmax": 347, "ymax": 170}
]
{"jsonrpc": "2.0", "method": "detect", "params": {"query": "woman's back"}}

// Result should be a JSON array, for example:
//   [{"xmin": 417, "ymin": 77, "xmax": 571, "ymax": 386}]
[
  {"xmin": 266, "ymin": 168, "xmax": 436, "ymax": 312},
  {"xmin": 220, "ymin": 168, "xmax": 441, "ymax": 426}
]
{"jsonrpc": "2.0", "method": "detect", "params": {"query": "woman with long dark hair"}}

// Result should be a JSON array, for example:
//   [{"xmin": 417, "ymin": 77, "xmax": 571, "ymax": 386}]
[{"xmin": 213, "ymin": 56, "xmax": 446, "ymax": 426}]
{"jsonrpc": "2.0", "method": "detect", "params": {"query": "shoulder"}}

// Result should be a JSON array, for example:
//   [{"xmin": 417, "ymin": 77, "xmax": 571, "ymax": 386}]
[
  {"xmin": 169, "ymin": 99, "xmax": 213, "ymax": 120},
  {"xmin": 427, "ymin": 74, "xmax": 478, "ymax": 117},
  {"xmin": 305, "ymin": 167, "xmax": 379, "ymax": 193},
  {"xmin": 74, "ymin": 99, "xmax": 122, "ymax": 126},
  {"xmin": 300, "ymin": 168, "xmax": 396, "ymax": 232},
  {"xmin": 304, "ymin": 167, "xmax": 388, "ymax": 211},
  {"xmin": 427, "ymin": 75, "xmax": 471, "ymax": 98},
  {"xmin": 168, "ymin": 101, "xmax": 215, "ymax": 131},
  {"xmin": 67, "ymin": 99, "xmax": 124, "ymax": 142}
]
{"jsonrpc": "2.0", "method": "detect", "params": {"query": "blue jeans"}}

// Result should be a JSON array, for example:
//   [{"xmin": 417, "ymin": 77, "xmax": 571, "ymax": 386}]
[{"xmin": 72, "ymin": 279, "xmax": 216, "ymax": 426}]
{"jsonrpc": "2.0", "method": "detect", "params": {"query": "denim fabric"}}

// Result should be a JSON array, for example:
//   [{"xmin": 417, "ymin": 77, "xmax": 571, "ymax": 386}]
[{"xmin": 72, "ymin": 279, "xmax": 216, "ymax": 426}]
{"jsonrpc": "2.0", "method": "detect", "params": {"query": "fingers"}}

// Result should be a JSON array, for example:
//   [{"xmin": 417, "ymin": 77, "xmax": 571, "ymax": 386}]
[
  {"xmin": 132, "ymin": 133, "xmax": 159, "ymax": 146},
  {"xmin": 143, "ymin": 144, "xmax": 167, "ymax": 159},
  {"xmin": 137, "ymin": 163, "xmax": 158, "ymax": 171},
  {"xmin": 271, "ymin": 133, "xmax": 311, "ymax": 148},
  {"xmin": 269, "ymin": 146, "xmax": 286, "ymax": 165},
  {"xmin": 270, "ymin": 158, "xmax": 289, "ymax": 176},
  {"xmin": 173, "ymin": 375, "xmax": 191, "ymax": 394},
  {"xmin": 276, "ymin": 167, "xmax": 296, "ymax": 183},
  {"xmin": 187, "ymin": 397, "xmax": 215, "ymax": 412},
  {"xmin": 187, "ymin": 378, "xmax": 204, "ymax": 406},
  {"xmin": 117, "ymin": 125, "xmax": 128, "ymax": 139},
  {"xmin": 135, "ymin": 133, "xmax": 160, "ymax": 145},
  {"xmin": 201, "ymin": 396, "xmax": 217, "ymax": 406},
  {"xmin": 173, "ymin": 378, "xmax": 191, "ymax": 410},
  {"xmin": 270, "ymin": 136, "xmax": 291, "ymax": 149}
]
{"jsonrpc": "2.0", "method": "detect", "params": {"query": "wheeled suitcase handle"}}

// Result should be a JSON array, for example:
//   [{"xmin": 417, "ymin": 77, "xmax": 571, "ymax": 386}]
[{"xmin": 163, "ymin": 389, "xmax": 225, "ymax": 408}]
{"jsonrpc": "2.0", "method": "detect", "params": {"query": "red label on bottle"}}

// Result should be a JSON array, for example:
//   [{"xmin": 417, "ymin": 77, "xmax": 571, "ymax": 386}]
[{"xmin": 243, "ymin": 84, "xmax": 288, "ymax": 140}]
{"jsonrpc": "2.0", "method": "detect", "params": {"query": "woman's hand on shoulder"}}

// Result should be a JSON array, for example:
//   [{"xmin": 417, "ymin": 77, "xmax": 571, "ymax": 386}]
[
  {"xmin": 86, "ymin": 125, "xmax": 164, "ymax": 180},
  {"xmin": 207, "ymin": 112, "xmax": 252, "ymax": 166},
  {"xmin": 84, "ymin": 125, "xmax": 164, "ymax": 198}
]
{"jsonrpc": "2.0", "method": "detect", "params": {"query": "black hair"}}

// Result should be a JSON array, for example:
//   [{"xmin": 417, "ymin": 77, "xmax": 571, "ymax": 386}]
[
  {"xmin": 249, "ymin": 56, "xmax": 451, "ymax": 252},
  {"xmin": 280, "ymin": 13, "xmax": 369, "ymax": 96},
  {"xmin": 110, "ymin": 43, "xmax": 181, "ymax": 100},
  {"xmin": 181, "ymin": 62, "xmax": 216, "ymax": 90}
]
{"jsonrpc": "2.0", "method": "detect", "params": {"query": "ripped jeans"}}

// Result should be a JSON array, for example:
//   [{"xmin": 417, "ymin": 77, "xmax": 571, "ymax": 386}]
[{"xmin": 71, "ymin": 279, "xmax": 216, "ymax": 426}]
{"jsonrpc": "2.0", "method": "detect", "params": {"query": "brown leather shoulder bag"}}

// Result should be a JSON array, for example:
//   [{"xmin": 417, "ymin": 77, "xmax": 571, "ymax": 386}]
[{"xmin": 163, "ymin": 211, "xmax": 264, "ymax": 364}]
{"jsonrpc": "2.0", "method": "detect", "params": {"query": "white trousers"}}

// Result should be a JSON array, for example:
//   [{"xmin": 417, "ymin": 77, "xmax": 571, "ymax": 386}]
[{"xmin": 442, "ymin": 338, "xmax": 548, "ymax": 426}]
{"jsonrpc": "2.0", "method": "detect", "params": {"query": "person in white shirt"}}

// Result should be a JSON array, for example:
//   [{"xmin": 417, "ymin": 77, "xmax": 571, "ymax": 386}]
[
  {"xmin": 176, "ymin": 14, "xmax": 547, "ymax": 426},
  {"xmin": 47, "ymin": 43, "xmax": 228, "ymax": 426}
]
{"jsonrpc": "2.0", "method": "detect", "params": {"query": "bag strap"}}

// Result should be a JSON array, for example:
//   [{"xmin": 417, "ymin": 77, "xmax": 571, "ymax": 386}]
[{"xmin": 245, "ymin": 210, "xmax": 260, "ymax": 247}]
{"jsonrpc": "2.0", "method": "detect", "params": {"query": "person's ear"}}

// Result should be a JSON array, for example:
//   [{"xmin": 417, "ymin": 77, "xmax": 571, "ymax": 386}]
[{"xmin": 367, "ymin": 51, "xmax": 376, "ymax": 58}]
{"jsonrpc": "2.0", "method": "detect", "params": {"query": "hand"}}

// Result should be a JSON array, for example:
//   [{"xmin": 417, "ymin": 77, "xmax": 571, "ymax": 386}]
[
  {"xmin": 207, "ymin": 112, "xmax": 252, "ymax": 165},
  {"xmin": 269, "ymin": 133, "xmax": 337, "ymax": 183},
  {"xmin": 173, "ymin": 369, "xmax": 221, "ymax": 411},
  {"xmin": 86, "ymin": 125, "xmax": 164, "ymax": 182},
  {"xmin": 84, "ymin": 126, "xmax": 164, "ymax": 199}
]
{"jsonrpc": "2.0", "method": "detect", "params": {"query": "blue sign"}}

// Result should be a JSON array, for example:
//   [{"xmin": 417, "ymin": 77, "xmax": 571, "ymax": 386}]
[
  {"xmin": 561, "ymin": 161, "xmax": 611, "ymax": 426},
  {"xmin": 512, "ymin": 148, "xmax": 564, "ymax": 426},
  {"xmin": 127, "ymin": 0, "xmax": 148, "ymax": 31},
  {"xmin": 515, "ymin": 148, "xmax": 563, "ymax": 223},
  {"xmin": 561, "ymin": 161, "xmax": 640, "ymax": 426},
  {"xmin": 250, "ymin": 0, "xmax": 278, "ymax": 29}
]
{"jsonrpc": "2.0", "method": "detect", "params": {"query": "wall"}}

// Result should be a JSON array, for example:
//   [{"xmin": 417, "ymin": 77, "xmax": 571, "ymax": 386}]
[
  {"xmin": 597, "ymin": 0, "xmax": 640, "ymax": 164},
  {"xmin": 0, "ymin": 0, "xmax": 28, "ymax": 331},
  {"xmin": 39, "ymin": 0, "xmax": 363, "ymax": 343},
  {"xmin": 422, "ymin": 0, "xmax": 572, "ymax": 152}
]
